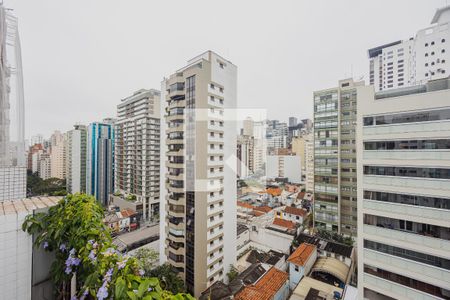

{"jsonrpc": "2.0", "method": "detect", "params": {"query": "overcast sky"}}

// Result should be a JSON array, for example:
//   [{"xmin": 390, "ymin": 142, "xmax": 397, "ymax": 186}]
[{"xmin": 4, "ymin": 0, "xmax": 447, "ymax": 140}]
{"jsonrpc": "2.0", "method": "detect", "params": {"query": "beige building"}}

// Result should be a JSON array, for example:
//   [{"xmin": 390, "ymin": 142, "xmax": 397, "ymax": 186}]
[
  {"xmin": 160, "ymin": 51, "xmax": 237, "ymax": 297},
  {"xmin": 314, "ymin": 79, "xmax": 372, "ymax": 236},
  {"xmin": 50, "ymin": 132, "xmax": 66, "ymax": 179},
  {"xmin": 357, "ymin": 78, "xmax": 450, "ymax": 299},
  {"xmin": 237, "ymin": 134, "xmax": 254, "ymax": 178},
  {"xmin": 292, "ymin": 133, "xmax": 314, "ymax": 191}
]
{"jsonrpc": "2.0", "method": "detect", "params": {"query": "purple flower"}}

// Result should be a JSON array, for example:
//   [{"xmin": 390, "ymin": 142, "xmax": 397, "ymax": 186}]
[
  {"xmin": 65, "ymin": 266, "xmax": 72, "ymax": 274},
  {"xmin": 147, "ymin": 287, "xmax": 153, "ymax": 292},
  {"xmin": 69, "ymin": 248, "xmax": 76, "ymax": 255},
  {"xmin": 139, "ymin": 269, "xmax": 145, "ymax": 276},
  {"xmin": 88, "ymin": 239, "xmax": 94, "ymax": 245},
  {"xmin": 43, "ymin": 241, "xmax": 49, "ymax": 249},
  {"xmin": 60, "ymin": 243, "xmax": 67, "ymax": 252},
  {"xmin": 102, "ymin": 268, "xmax": 113, "ymax": 283},
  {"xmin": 96, "ymin": 285, "xmax": 108, "ymax": 300},
  {"xmin": 88, "ymin": 250, "xmax": 96, "ymax": 261},
  {"xmin": 93, "ymin": 242, "xmax": 98, "ymax": 249},
  {"xmin": 117, "ymin": 261, "xmax": 126, "ymax": 270},
  {"xmin": 72, "ymin": 257, "xmax": 81, "ymax": 266},
  {"xmin": 80, "ymin": 289, "xmax": 89, "ymax": 300},
  {"xmin": 71, "ymin": 296, "xmax": 77, "ymax": 300}
]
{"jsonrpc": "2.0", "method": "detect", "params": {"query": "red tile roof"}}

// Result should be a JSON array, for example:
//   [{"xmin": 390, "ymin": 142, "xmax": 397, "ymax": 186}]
[
  {"xmin": 253, "ymin": 206, "xmax": 272, "ymax": 213},
  {"xmin": 272, "ymin": 218, "xmax": 296, "ymax": 230},
  {"xmin": 120, "ymin": 208, "xmax": 136, "ymax": 218},
  {"xmin": 235, "ymin": 267, "xmax": 288, "ymax": 300},
  {"xmin": 285, "ymin": 206, "xmax": 307, "ymax": 217},
  {"xmin": 287, "ymin": 243, "xmax": 316, "ymax": 266},
  {"xmin": 237, "ymin": 201, "xmax": 253, "ymax": 209}
]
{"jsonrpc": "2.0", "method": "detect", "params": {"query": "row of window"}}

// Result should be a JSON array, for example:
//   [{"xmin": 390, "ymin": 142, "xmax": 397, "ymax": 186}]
[
  {"xmin": 425, "ymin": 59, "xmax": 446, "ymax": 67},
  {"xmin": 363, "ymin": 108, "xmax": 450, "ymax": 126},
  {"xmin": 363, "ymin": 190, "xmax": 450, "ymax": 209},
  {"xmin": 364, "ymin": 240, "xmax": 450, "ymax": 270},
  {"xmin": 364, "ymin": 265, "xmax": 450, "ymax": 299},
  {"xmin": 425, "ymin": 49, "xmax": 446, "ymax": 56},
  {"xmin": 364, "ymin": 139, "xmax": 450, "ymax": 150},
  {"xmin": 364, "ymin": 166, "xmax": 450, "ymax": 179},
  {"xmin": 425, "ymin": 39, "xmax": 446, "ymax": 47}
]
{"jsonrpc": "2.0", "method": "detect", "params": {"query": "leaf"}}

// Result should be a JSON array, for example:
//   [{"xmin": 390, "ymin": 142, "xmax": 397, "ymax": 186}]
[
  {"xmin": 115, "ymin": 277, "xmax": 126, "ymax": 298},
  {"xmin": 127, "ymin": 291, "xmax": 138, "ymax": 300},
  {"xmin": 138, "ymin": 280, "xmax": 151, "ymax": 297}
]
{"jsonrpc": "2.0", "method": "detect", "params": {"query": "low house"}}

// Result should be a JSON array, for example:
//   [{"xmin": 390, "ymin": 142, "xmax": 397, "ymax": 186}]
[
  {"xmin": 282, "ymin": 206, "xmax": 307, "ymax": 224},
  {"xmin": 104, "ymin": 213, "xmax": 120, "ymax": 233},
  {"xmin": 235, "ymin": 267, "xmax": 289, "ymax": 300},
  {"xmin": 287, "ymin": 243, "xmax": 317, "ymax": 290},
  {"xmin": 271, "ymin": 217, "xmax": 296, "ymax": 232}
]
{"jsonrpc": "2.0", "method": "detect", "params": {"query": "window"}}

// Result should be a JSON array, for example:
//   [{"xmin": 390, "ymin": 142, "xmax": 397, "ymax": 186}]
[
  {"xmin": 442, "ymin": 49, "xmax": 446, "ymax": 53},
  {"xmin": 425, "ymin": 53, "xmax": 429, "ymax": 57},
  {"xmin": 210, "ymin": 83, "xmax": 215, "ymax": 89},
  {"xmin": 425, "ymin": 63, "xmax": 429, "ymax": 67},
  {"xmin": 431, "ymin": 51, "xmax": 435, "ymax": 55},
  {"xmin": 425, "ymin": 43, "xmax": 429, "ymax": 47},
  {"xmin": 219, "ymin": 63, "xmax": 224, "ymax": 69},
  {"xmin": 364, "ymin": 165, "xmax": 450, "ymax": 179},
  {"xmin": 431, "ymin": 41, "xmax": 435, "ymax": 45},
  {"xmin": 294, "ymin": 266, "xmax": 299, "ymax": 272},
  {"xmin": 442, "ymin": 38, "xmax": 446, "ymax": 43}
]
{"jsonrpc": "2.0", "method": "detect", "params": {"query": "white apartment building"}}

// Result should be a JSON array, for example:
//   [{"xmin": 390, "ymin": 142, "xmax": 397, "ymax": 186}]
[
  {"xmin": 66, "ymin": 124, "xmax": 87, "ymax": 194},
  {"xmin": 266, "ymin": 155, "xmax": 302, "ymax": 184},
  {"xmin": 160, "ymin": 51, "xmax": 237, "ymax": 297},
  {"xmin": 115, "ymin": 89, "xmax": 161, "ymax": 220},
  {"xmin": 369, "ymin": 6, "xmax": 450, "ymax": 92},
  {"xmin": 292, "ymin": 133, "xmax": 314, "ymax": 191},
  {"xmin": 38, "ymin": 153, "xmax": 51, "ymax": 180},
  {"xmin": 266, "ymin": 120, "xmax": 288, "ymax": 153},
  {"xmin": 237, "ymin": 134, "xmax": 254, "ymax": 179},
  {"xmin": 252, "ymin": 120, "xmax": 267, "ymax": 173},
  {"xmin": 357, "ymin": 78, "xmax": 450, "ymax": 299}
]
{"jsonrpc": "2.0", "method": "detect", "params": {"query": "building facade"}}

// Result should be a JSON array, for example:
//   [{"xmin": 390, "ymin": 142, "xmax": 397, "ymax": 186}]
[
  {"xmin": 160, "ymin": 51, "xmax": 237, "ymax": 297},
  {"xmin": 237, "ymin": 134, "xmax": 254, "ymax": 179},
  {"xmin": 266, "ymin": 155, "xmax": 302, "ymax": 183},
  {"xmin": 368, "ymin": 6, "xmax": 450, "ymax": 92},
  {"xmin": 50, "ymin": 131, "xmax": 66, "ymax": 179},
  {"xmin": 66, "ymin": 124, "xmax": 87, "ymax": 194},
  {"xmin": 314, "ymin": 79, "xmax": 372, "ymax": 236},
  {"xmin": 0, "ymin": 3, "xmax": 26, "ymax": 201},
  {"xmin": 115, "ymin": 89, "xmax": 161, "ymax": 220},
  {"xmin": 357, "ymin": 78, "xmax": 450, "ymax": 299},
  {"xmin": 86, "ymin": 120, "xmax": 115, "ymax": 206}
]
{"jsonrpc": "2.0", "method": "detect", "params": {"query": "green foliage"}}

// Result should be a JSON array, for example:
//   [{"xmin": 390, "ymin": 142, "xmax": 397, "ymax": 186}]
[
  {"xmin": 27, "ymin": 171, "xmax": 67, "ymax": 196},
  {"xmin": 22, "ymin": 193, "xmax": 194, "ymax": 300},
  {"xmin": 134, "ymin": 248, "xmax": 159, "ymax": 273},
  {"xmin": 226, "ymin": 264, "xmax": 239, "ymax": 282},
  {"xmin": 126, "ymin": 194, "xmax": 137, "ymax": 201},
  {"xmin": 146, "ymin": 264, "xmax": 186, "ymax": 294},
  {"xmin": 317, "ymin": 228, "xmax": 354, "ymax": 246}
]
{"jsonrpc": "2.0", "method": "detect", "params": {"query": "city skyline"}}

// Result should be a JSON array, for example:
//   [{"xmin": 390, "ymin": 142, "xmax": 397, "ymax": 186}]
[{"xmin": 4, "ymin": 0, "xmax": 444, "ymax": 138}]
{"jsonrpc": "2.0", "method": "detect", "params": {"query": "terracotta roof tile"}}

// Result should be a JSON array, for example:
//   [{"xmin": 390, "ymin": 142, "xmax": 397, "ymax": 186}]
[
  {"xmin": 287, "ymin": 243, "xmax": 316, "ymax": 266},
  {"xmin": 237, "ymin": 201, "xmax": 254, "ymax": 209},
  {"xmin": 285, "ymin": 206, "xmax": 307, "ymax": 217},
  {"xmin": 235, "ymin": 267, "xmax": 288, "ymax": 300},
  {"xmin": 272, "ymin": 218, "xmax": 296, "ymax": 230},
  {"xmin": 253, "ymin": 206, "xmax": 272, "ymax": 213}
]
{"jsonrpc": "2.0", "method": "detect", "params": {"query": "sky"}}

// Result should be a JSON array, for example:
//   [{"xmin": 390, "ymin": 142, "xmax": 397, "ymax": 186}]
[{"xmin": 4, "ymin": 0, "xmax": 447, "ymax": 140}]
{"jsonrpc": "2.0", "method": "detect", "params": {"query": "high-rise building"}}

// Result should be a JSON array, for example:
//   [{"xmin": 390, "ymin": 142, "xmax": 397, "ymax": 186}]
[
  {"xmin": 242, "ymin": 117, "xmax": 254, "ymax": 136},
  {"xmin": 252, "ymin": 120, "xmax": 266, "ymax": 173},
  {"xmin": 237, "ymin": 134, "xmax": 254, "ymax": 179},
  {"xmin": 289, "ymin": 117, "xmax": 298, "ymax": 127},
  {"xmin": 38, "ymin": 152, "xmax": 51, "ymax": 180},
  {"xmin": 86, "ymin": 119, "xmax": 115, "ymax": 206},
  {"xmin": 292, "ymin": 133, "xmax": 314, "ymax": 191},
  {"xmin": 313, "ymin": 78, "xmax": 372, "ymax": 236},
  {"xmin": 50, "ymin": 131, "xmax": 66, "ymax": 179},
  {"xmin": 0, "ymin": 4, "xmax": 26, "ymax": 201},
  {"xmin": 266, "ymin": 120, "xmax": 288, "ymax": 153},
  {"xmin": 368, "ymin": 6, "xmax": 450, "ymax": 92},
  {"xmin": 160, "ymin": 51, "xmax": 237, "ymax": 296},
  {"xmin": 66, "ymin": 124, "xmax": 87, "ymax": 194},
  {"xmin": 115, "ymin": 89, "xmax": 161, "ymax": 220},
  {"xmin": 357, "ymin": 77, "xmax": 450, "ymax": 299}
]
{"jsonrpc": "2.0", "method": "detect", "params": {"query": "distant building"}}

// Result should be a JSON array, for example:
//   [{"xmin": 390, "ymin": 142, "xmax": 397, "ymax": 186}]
[
  {"xmin": 237, "ymin": 134, "xmax": 254, "ymax": 178},
  {"xmin": 50, "ymin": 131, "xmax": 66, "ymax": 179},
  {"xmin": 266, "ymin": 155, "xmax": 301, "ymax": 183},
  {"xmin": 242, "ymin": 117, "xmax": 254, "ymax": 136},
  {"xmin": 368, "ymin": 5, "xmax": 450, "ymax": 91},
  {"xmin": 66, "ymin": 124, "xmax": 87, "ymax": 194},
  {"xmin": 86, "ymin": 119, "xmax": 115, "ymax": 206}
]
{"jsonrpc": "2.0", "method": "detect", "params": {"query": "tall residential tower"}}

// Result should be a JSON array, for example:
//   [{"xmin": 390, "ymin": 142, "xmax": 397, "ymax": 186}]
[
  {"xmin": 160, "ymin": 51, "xmax": 237, "ymax": 297},
  {"xmin": 115, "ymin": 89, "xmax": 161, "ymax": 220}
]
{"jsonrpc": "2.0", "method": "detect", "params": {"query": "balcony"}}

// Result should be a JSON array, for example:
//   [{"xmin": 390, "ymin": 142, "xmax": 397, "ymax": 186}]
[
  {"xmin": 207, "ymin": 159, "xmax": 224, "ymax": 167},
  {"xmin": 207, "ymin": 147, "xmax": 223, "ymax": 155},
  {"xmin": 207, "ymin": 170, "xmax": 224, "ymax": 179},
  {"xmin": 363, "ymin": 248, "xmax": 450, "ymax": 289},
  {"xmin": 363, "ymin": 273, "xmax": 443, "ymax": 300},
  {"xmin": 363, "ymin": 150, "xmax": 450, "ymax": 161},
  {"xmin": 207, "ymin": 216, "xmax": 223, "ymax": 228},
  {"xmin": 363, "ymin": 199, "xmax": 450, "ymax": 226},
  {"xmin": 363, "ymin": 176, "xmax": 450, "ymax": 196},
  {"xmin": 363, "ymin": 120, "xmax": 450, "ymax": 138},
  {"xmin": 363, "ymin": 224, "xmax": 450, "ymax": 258}
]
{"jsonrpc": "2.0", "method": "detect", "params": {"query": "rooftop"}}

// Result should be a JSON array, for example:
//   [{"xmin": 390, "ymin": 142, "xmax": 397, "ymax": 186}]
[
  {"xmin": 237, "ymin": 224, "xmax": 249, "ymax": 235},
  {"xmin": 431, "ymin": 5, "xmax": 450, "ymax": 24},
  {"xmin": 288, "ymin": 243, "xmax": 316, "ymax": 266},
  {"xmin": 285, "ymin": 206, "xmax": 307, "ymax": 217},
  {"xmin": 0, "ymin": 196, "xmax": 62, "ymax": 215},
  {"xmin": 272, "ymin": 217, "xmax": 296, "ymax": 230},
  {"xmin": 375, "ymin": 77, "xmax": 450, "ymax": 100},
  {"xmin": 296, "ymin": 233, "xmax": 353, "ymax": 258},
  {"xmin": 235, "ymin": 267, "xmax": 288, "ymax": 300},
  {"xmin": 291, "ymin": 277, "xmax": 343, "ymax": 300}
]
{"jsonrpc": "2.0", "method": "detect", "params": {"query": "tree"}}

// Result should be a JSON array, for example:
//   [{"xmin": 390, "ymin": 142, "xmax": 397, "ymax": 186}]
[
  {"xmin": 22, "ymin": 193, "xmax": 193, "ymax": 300},
  {"xmin": 27, "ymin": 171, "xmax": 67, "ymax": 197},
  {"xmin": 134, "ymin": 248, "xmax": 158, "ymax": 274},
  {"xmin": 226, "ymin": 264, "xmax": 239, "ymax": 282},
  {"xmin": 146, "ymin": 264, "xmax": 186, "ymax": 294}
]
